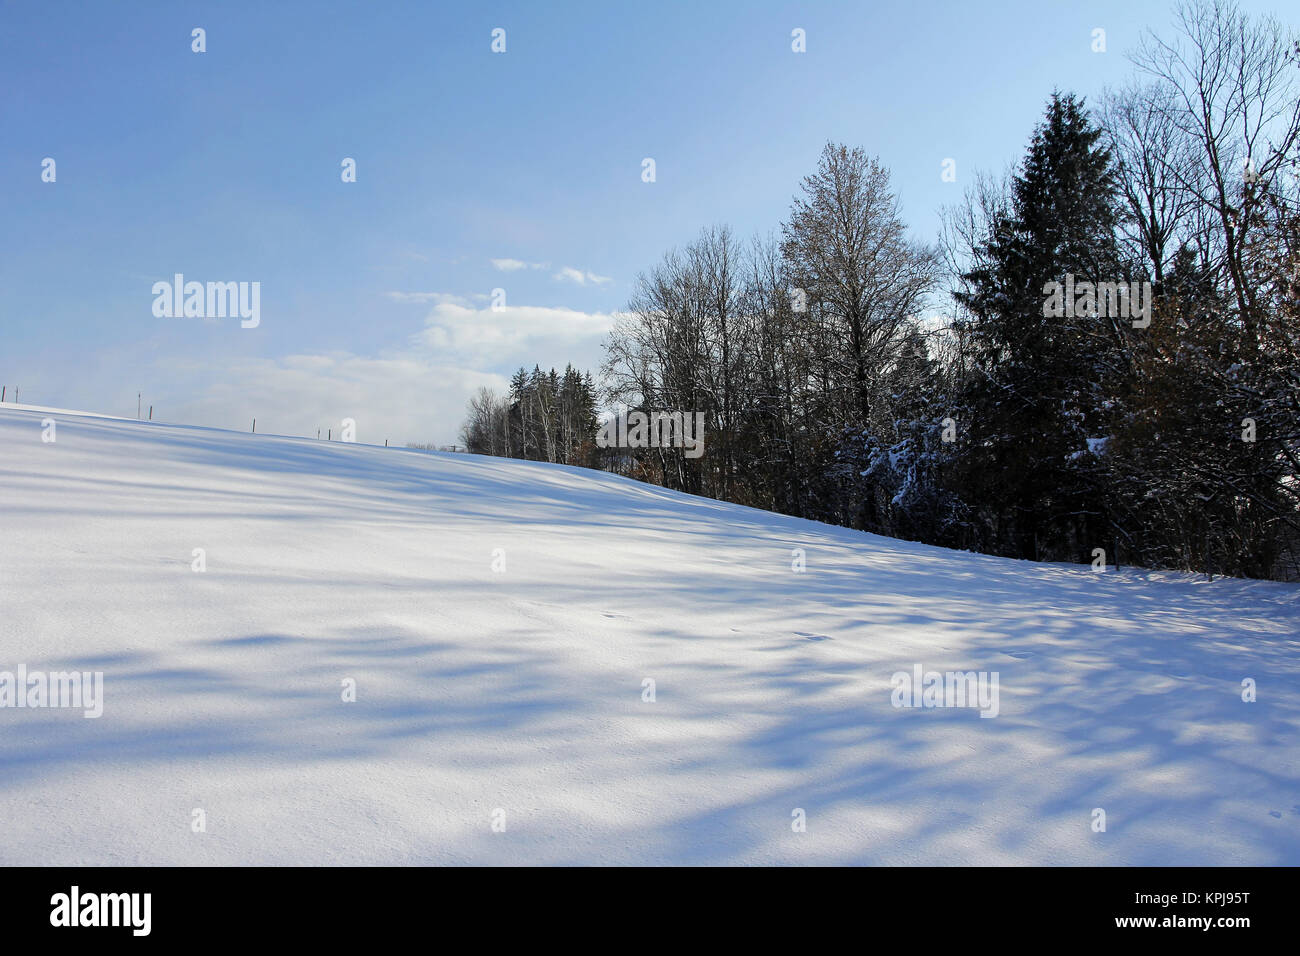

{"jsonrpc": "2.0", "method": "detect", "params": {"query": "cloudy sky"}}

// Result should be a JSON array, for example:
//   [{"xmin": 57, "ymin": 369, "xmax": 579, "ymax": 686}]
[{"xmin": 1, "ymin": 0, "xmax": 1282, "ymax": 445}]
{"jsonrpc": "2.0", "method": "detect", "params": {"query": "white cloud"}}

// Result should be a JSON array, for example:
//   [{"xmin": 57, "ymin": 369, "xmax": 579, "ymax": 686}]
[
  {"xmin": 489, "ymin": 259, "xmax": 612, "ymax": 285},
  {"xmin": 127, "ymin": 294, "xmax": 618, "ymax": 447},
  {"xmin": 413, "ymin": 298, "xmax": 617, "ymax": 369},
  {"xmin": 384, "ymin": 291, "xmax": 472, "ymax": 305},
  {"xmin": 490, "ymin": 258, "xmax": 548, "ymax": 272},
  {"xmin": 163, "ymin": 353, "xmax": 502, "ymax": 448},
  {"xmin": 553, "ymin": 266, "xmax": 613, "ymax": 286}
]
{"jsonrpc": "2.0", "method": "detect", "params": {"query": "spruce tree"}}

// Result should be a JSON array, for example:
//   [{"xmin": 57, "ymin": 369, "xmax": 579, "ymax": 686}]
[{"xmin": 955, "ymin": 92, "xmax": 1124, "ymax": 561}]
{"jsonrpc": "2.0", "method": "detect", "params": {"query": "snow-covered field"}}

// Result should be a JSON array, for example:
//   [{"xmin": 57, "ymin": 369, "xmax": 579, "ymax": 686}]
[{"xmin": 1, "ymin": 404, "xmax": 1298, "ymax": 865}]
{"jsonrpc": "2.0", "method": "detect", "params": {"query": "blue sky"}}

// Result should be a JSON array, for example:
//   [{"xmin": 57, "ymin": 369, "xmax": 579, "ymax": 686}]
[{"xmin": 1, "ymin": 0, "xmax": 1288, "ymax": 444}]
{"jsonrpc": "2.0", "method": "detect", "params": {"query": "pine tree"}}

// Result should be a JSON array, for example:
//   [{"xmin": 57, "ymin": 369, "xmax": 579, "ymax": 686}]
[
  {"xmin": 955, "ymin": 92, "xmax": 1125, "ymax": 561},
  {"xmin": 508, "ymin": 367, "xmax": 530, "ymax": 459}
]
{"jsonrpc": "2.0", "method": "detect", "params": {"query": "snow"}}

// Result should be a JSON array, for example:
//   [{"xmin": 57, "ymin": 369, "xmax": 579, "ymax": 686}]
[{"xmin": 2, "ymin": 404, "xmax": 1299, "ymax": 865}]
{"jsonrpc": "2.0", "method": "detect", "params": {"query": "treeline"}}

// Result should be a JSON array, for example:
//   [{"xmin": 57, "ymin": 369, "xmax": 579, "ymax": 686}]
[
  {"xmin": 463, "ymin": 0, "xmax": 1299, "ymax": 580},
  {"xmin": 460, "ymin": 364, "xmax": 601, "ymax": 466},
  {"xmin": 939, "ymin": 0, "xmax": 1300, "ymax": 578}
]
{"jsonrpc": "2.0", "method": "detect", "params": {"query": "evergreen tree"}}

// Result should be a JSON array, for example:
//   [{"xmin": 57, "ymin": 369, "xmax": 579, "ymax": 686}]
[{"xmin": 955, "ymin": 92, "xmax": 1125, "ymax": 561}]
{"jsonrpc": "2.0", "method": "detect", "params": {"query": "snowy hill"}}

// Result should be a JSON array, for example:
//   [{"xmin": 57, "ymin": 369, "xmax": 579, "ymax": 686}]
[{"xmin": 1, "ymin": 404, "xmax": 1298, "ymax": 865}]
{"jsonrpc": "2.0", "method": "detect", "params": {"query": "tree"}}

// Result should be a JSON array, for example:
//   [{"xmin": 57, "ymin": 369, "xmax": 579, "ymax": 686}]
[
  {"xmin": 954, "ymin": 93, "xmax": 1126, "ymax": 561},
  {"xmin": 781, "ymin": 143, "xmax": 938, "ymax": 425},
  {"xmin": 460, "ymin": 387, "xmax": 509, "ymax": 457},
  {"xmin": 1133, "ymin": 0, "xmax": 1300, "ymax": 348},
  {"xmin": 1101, "ymin": 81, "xmax": 1199, "ymax": 284},
  {"xmin": 464, "ymin": 365, "xmax": 600, "ymax": 465}
]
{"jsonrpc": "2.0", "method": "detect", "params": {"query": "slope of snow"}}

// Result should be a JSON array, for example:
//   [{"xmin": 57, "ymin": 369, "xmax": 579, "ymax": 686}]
[{"xmin": 1, "ymin": 404, "xmax": 1298, "ymax": 865}]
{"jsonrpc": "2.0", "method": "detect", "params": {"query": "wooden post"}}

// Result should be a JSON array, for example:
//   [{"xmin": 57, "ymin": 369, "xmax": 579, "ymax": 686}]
[
  {"xmin": 1, "ymin": 386, "xmax": 5, "ymax": 402},
  {"xmin": 252, "ymin": 418, "xmax": 256, "ymax": 433}
]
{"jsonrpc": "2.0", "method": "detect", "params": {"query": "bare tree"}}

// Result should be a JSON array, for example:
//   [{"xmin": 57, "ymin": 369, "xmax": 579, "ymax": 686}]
[
  {"xmin": 460, "ymin": 386, "xmax": 509, "ymax": 456},
  {"xmin": 937, "ymin": 166, "xmax": 1012, "ymax": 295},
  {"xmin": 781, "ymin": 143, "xmax": 938, "ymax": 423},
  {"xmin": 1101, "ymin": 82, "xmax": 1200, "ymax": 282},
  {"xmin": 695, "ymin": 225, "xmax": 746, "ymax": 498},
  {"xmin": 1133, "ymin": 0, "xmax": 1300, "ymax": 343}
]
